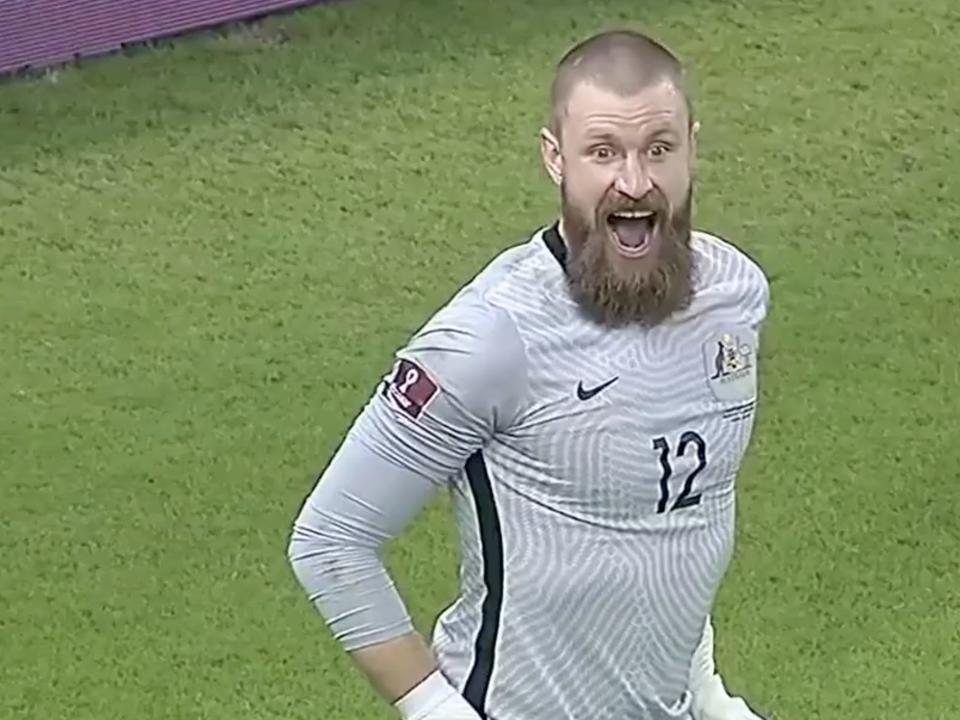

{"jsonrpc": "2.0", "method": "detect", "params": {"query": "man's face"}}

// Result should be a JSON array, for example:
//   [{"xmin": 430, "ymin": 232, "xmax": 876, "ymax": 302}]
[{"xmin": 541, "ymin": 79, "xmax": 699, "ymax": 327}]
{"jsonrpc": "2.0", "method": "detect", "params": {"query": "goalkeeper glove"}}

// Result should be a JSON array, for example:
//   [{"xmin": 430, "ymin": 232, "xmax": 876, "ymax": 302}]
[
  {"xmin": 394, "ymin": 670, "xmax": 483, "ymax": 720},
  {"xmin": 693, "ymin": 675, "xmax": 763, "ymax": 720},
  {"xmin": 689, "ymin": 618, "xmax": 765, "ymax": 720},
  {"xmin": 692, "ymin": 672, "xmax": 766, "ymax": 720}
]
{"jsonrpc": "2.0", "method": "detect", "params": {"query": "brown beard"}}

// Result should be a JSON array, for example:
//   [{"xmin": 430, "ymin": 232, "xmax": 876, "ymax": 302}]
[{"xmin": 561, "ymin": 184, "xmax": 695, "ymax": 328}]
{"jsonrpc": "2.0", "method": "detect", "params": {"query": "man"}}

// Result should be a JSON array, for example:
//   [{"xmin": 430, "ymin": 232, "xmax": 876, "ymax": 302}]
[{"xmin": 288, "ymin": 29, "xmax": 770, "ymax": 720}]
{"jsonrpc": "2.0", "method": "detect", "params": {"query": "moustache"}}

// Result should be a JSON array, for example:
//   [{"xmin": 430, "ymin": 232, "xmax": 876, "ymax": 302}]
[{"xmin": 598, "ymin": 194, "xmax": 668, "ymax": 218}]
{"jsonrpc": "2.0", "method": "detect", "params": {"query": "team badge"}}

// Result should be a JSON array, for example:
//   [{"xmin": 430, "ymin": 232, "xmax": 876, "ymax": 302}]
[
  {"xmin": 383, "ymin": 358, "xmax": 440, "ymax": 420},
  {"xmin": 702, "ymin": 328, "xmax": 757, "ymax": 402}
]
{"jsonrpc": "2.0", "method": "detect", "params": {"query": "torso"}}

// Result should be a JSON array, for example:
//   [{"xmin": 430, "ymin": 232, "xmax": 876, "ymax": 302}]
[{"xmin": 434, "ymin": 226, "xmax": 769, "ymax": 720}]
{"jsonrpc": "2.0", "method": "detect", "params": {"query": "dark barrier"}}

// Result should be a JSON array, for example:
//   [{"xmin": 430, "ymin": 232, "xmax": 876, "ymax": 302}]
[{"xmin": 0, "ymin": 0, "xmax": 324, "ymax": 76}]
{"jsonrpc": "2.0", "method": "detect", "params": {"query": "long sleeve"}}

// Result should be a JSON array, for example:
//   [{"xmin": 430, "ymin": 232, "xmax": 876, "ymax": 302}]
[{"xmin": 287, "ymin": 292, "xmax": 527, "ymax": 651}]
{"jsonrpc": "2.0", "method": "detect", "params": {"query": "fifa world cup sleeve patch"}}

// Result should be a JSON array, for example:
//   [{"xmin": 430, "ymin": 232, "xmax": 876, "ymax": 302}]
[{"xmin": 383, "ymin": 358, "xmax": 441, "ymax": 420}]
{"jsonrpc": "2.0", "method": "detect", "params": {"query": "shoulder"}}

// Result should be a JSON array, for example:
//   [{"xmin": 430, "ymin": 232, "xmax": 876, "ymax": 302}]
[
  {"xmin": 693, "ymin": 231, "xmax": 769, "ymax": 295},
  {"xmin": 392, "ymin": 241, "xmax": 539, "ymax": 421},
  {"xmin": 467, "ymin": 229, "xmax": 558, "ymax": 301},
  {"xmin": 692, "ymin": 230, "xmax": 768, "ymax": 285},
  {"xmin": 404, "ymin": 229, "xmax": 552, "ymax": 360},
  {"xmin": 403, "ymin": 286, "xmax": 525, "ymax": 381},
  {"xmin": 691, "ymin": 229, "xmax": 771, "ymax": 326}
]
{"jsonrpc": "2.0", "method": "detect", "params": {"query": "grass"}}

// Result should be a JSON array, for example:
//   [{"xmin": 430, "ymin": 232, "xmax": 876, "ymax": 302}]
[{"xmin": 2, "ymin": 0, "xmax": 959, "ymax": 718}]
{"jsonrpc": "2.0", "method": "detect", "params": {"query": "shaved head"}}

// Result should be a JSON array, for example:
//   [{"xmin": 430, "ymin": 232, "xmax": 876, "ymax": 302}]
[{"xmin": 549, "ymin": 30, "xmax": 692, "ymax": 136}]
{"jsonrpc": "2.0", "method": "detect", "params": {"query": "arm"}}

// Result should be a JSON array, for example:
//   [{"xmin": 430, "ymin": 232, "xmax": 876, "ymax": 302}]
[
  {"xmin": 690, "ymin": 263, "xmax": 771, "ymax": 720},
  {"xmin": 287, "ymin": 297, "xmax": 526, "ymax": 717},
  {"xmin": 288, "ymin": 439, "xmax": 444, "ymax": 702}
]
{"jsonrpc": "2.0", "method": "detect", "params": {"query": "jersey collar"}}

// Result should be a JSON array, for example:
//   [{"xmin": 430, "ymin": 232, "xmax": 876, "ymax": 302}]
[{"xmin": 542, "ymin": 221, "xmax": 568, "ymax": 272}]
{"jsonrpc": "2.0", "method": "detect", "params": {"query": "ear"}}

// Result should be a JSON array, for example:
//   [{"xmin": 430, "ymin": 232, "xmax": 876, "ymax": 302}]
[
  {"xmin": 539, "ymin": 127, "xmax": 563, "ymax": 187},
  {"xmin": 689, "ymin": 120, "xmax": 701, "ymax": 169}
]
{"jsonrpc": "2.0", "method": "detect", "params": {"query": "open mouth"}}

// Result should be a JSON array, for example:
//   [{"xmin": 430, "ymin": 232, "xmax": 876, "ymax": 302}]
[{"xmin": 607, "ymin": 210, "xmax": 656, "ymax": 257}]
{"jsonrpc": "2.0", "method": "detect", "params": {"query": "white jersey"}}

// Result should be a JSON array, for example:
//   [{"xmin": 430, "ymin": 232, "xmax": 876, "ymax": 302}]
[{"xmin": 288, "ymin": 223, "xmax": 770, "ymax": 720}]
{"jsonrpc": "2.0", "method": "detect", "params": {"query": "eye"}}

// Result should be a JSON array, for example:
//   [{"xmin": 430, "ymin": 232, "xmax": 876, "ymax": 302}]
[
  {"xmin": 590, "ymin": 145, "xmax": 616, "ymax": 161},
  {"xmin": 648, "ymin": 142, "xmax": 673, "ymax": 159}
]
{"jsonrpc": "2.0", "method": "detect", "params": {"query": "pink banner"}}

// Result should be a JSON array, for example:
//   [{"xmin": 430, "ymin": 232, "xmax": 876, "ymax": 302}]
[{"xmin": 0, "ymin": 0, "xmax": 325, "ymax": 76}]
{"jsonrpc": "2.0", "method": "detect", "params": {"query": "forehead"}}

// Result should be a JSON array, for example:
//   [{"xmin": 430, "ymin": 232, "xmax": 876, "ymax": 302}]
[{"xmin": 561, "ymin": 79, "xmax": 688, "ymax": 138}]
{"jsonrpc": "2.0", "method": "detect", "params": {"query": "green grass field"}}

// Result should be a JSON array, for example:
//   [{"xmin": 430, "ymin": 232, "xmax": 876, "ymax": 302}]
[{"xmin": 3, "ymin": 0, "xmax": 959, "ymax": 717}]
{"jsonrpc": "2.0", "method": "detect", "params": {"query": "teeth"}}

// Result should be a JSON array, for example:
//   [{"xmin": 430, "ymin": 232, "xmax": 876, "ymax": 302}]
[{"xmin": 611, "ymin": 210, "xmax": 654, "ymax": 219}]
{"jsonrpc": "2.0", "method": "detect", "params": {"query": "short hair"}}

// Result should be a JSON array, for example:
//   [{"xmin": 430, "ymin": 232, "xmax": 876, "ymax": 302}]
[{"xmin": 549, "ymin": 30, "xmax": 693, "ymax": 135}]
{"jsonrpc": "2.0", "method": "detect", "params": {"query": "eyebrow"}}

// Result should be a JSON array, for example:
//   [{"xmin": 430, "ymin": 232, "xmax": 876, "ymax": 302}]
[
  {"xmin": 648, "ymin": 126, "xmax": 681, "ymax": 140},
  {"xmin": 582, "ymin": 126, "xmax": 681, "ymax": 143},
  {"xmin": 583, "ymin": 130, "xmax": 619, "ymax": 142}
]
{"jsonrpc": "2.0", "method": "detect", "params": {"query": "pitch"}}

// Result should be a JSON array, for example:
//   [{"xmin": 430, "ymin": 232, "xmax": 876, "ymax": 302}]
[{"xmin": 1, "ymin": 0, "xmax": 958, "ymax": 718}]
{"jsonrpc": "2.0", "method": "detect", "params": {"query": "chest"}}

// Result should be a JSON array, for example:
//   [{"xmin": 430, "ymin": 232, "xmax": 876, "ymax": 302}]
[{"xmin": 502, "ymin": 320, "xmax": 760, "ymax": 521}]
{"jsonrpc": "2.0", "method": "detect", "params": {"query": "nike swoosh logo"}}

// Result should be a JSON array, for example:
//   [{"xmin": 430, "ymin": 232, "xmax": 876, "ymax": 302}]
[{"xmin": 576, "ymin": 376, "xmax": 619, "ymax": 401}]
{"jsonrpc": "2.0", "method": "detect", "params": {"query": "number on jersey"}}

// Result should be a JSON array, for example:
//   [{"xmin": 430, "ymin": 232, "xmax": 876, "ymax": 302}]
[{"xmin": 653, "ymin": 431, "xmax": 707, "ymax": 513}]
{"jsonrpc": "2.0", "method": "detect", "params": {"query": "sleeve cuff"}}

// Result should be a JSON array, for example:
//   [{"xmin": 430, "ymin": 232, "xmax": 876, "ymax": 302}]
[{"xmin": 394, "ymin": 670, "xmax": 458, "ymax": 719}]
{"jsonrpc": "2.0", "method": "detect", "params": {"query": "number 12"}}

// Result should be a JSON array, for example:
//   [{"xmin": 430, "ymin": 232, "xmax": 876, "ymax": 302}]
[{"xmin": 653, "ymin": 431, "xmax": 707, "ymax": 513}]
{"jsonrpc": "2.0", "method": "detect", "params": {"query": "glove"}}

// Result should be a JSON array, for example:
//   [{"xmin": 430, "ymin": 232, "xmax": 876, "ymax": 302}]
[
  {"xmin": 688, "ymin": 617, "xmax": 765, "ymax": 720},
  {"xmin": 691, "ymin": 673, "xmax": 766, "ymax": 720},
  {"xmin": 394, "ymin": 670, "xmax": 483, "ymax": 720}
]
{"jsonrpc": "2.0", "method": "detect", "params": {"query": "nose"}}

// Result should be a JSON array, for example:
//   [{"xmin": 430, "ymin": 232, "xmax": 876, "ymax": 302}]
[{"xmin": 613, "ymin": 155, "xmax": 652, "ymax": 200}]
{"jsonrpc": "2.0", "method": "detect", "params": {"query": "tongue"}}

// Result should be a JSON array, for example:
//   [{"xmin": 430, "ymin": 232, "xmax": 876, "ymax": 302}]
[{"xmin": 612, "ymin": 217, "xmax": 650, "ymax": 248}]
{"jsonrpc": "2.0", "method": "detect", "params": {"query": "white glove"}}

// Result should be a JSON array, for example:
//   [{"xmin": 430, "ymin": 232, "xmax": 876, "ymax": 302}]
[
  {"xmin": 689, "ymin": 617, "xmax": 765, "ymax": 720},
  {"xmin": 394, "ymin": 670, "xmax": 483, "ymax": 720},
  {"xmin": 691, "ymin": 673, "xmax": 766, "ymax": 720}
]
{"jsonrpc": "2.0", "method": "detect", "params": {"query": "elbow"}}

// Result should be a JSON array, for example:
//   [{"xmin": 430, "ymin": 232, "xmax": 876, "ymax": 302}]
[
  {"xmin": 286, "ymin": 523, "xmax": 341, "ymax": 608},
  {"xmin": 286, "ymin": 508, "xmax": 334, "ymax": 589},
  {"xmin": 283, "ymin": 493, "xmax": 411, "ymax": 649},
  {"xmin": 285, "ymin": 520, "xmax": 309, "ymax": 578},
  {"xmin": 285, "ymin": 499, "xmax": 366, "ymax": 596},
  {"xmin": 285, "ymin": 494, "xmax": 327, "ymax": 589}
]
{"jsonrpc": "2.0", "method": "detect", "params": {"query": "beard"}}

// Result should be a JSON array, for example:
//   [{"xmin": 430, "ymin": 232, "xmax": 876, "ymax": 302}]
[{"xmin": 561, "ymin": 182, "xmax": 696, "ymax": 328}]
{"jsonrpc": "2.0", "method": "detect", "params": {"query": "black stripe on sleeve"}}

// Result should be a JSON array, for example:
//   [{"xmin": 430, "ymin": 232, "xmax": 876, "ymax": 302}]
[{"xmin": 462, "ymin": 450, "xmax": 504, "ymax": 718}]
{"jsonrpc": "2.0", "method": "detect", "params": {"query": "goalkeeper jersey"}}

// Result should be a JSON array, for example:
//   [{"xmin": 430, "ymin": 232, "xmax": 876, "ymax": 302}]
[{"xmin": 288, "ymin": 222, "xmax": 770, "ymax": 720}]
